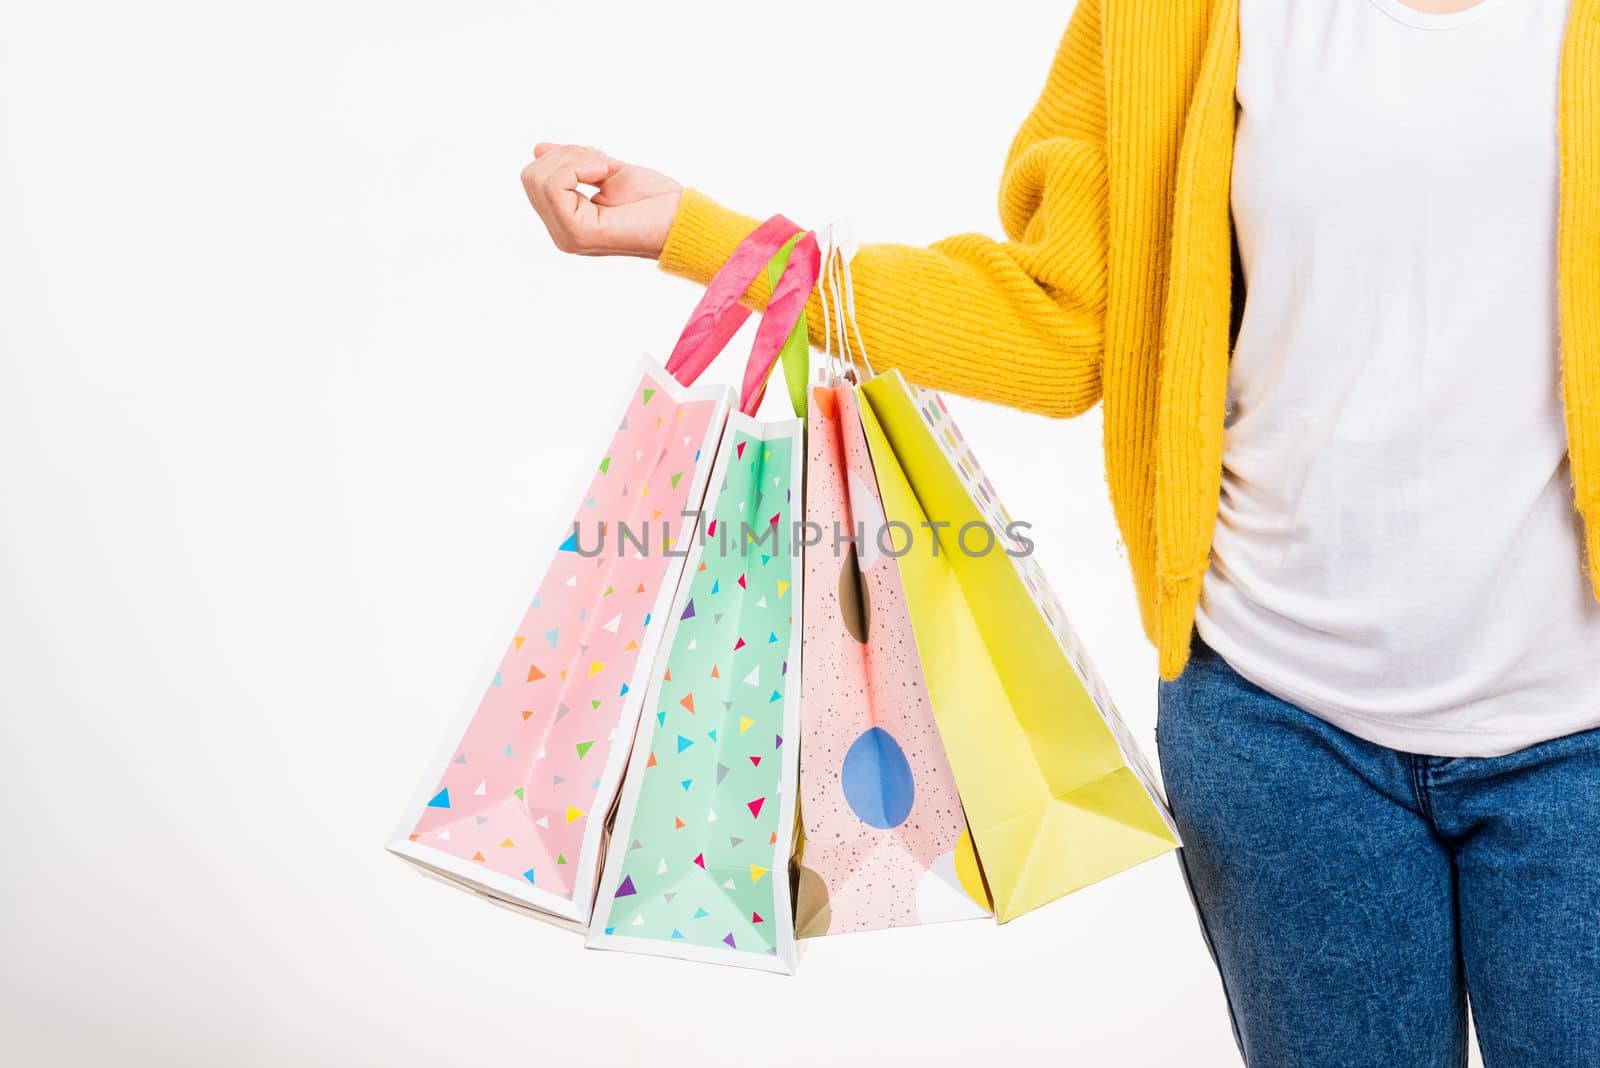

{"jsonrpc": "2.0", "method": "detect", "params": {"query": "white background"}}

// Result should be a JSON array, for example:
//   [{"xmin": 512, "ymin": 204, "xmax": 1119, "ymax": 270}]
[{"xmin": 0, "ymin": 1, "xmax": 1258, "ymax": 1064}]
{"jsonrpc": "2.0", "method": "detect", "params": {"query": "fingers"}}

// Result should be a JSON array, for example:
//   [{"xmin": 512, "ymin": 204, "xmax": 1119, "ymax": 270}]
[
  {"xmin": 574, "ymin": 154, "xmax": 622, "ymax": 186},
  {"xmin": 521, "ymin": 144, "xmax": 600, "ymax": 250},
  {"xmin": 521, "ymin": 144, "xmax": 625, "ymax": 253},
  {"xmin": 529, "ymin": 143, "xmax": 618, "ymax": 183},
  {"xmin": 522, "ymin": 143, "xmax": 605, "ymax": 203},
  {"xmin": 523, "ymin": 142, "xmax": 679, "ymax": 258}
]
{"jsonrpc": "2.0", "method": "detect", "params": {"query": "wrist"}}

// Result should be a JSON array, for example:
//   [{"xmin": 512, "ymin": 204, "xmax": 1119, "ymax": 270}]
[{"xmin": 647, "ymin": 189, "xmax": 684, "ymax": 259}]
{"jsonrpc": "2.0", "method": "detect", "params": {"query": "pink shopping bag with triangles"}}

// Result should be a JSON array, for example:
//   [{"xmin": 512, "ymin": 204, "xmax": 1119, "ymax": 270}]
[{"xmin": 389, "ymin": 217, "xmax": 814, "ymax": 927}]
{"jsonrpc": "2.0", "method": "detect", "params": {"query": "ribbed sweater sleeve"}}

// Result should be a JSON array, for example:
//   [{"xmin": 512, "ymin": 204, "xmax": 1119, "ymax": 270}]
[
  {"xmin": 1560, "ymin": 5, "xmax": 1600, "ymax": 592},
  {"xmin": 657, "ymin": 0, "xmax": 1109, "ymax": 420}
]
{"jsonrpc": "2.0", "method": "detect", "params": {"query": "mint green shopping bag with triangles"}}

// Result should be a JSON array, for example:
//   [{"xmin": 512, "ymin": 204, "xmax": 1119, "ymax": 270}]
[{"xmin": 586, "ymin": 231, "xmax": 819, "ymax": 973}]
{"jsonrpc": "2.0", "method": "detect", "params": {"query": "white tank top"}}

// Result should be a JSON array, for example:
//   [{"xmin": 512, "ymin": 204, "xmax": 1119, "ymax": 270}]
[{"xmin": 1197, "ymin": 0, "xmax": 1600, "ymax": 758}]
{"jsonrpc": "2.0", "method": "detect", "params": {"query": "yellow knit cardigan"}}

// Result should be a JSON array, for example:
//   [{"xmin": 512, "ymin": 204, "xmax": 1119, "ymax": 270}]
[{"xmin": 659, "ymin": 0, "xmax": 1600, "ymax": 680}]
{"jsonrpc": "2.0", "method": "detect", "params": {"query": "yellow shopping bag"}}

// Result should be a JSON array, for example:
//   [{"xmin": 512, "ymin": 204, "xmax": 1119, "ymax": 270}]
[{"xmin": 856, "ymin": 370, "xmax": 1180, "ymax": 922}]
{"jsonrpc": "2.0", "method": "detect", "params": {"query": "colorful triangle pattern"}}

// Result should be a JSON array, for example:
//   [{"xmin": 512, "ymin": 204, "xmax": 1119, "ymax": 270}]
[
  {"xmin": 601, "ymin": 428, "xmax": 796, "ymax": 959},
  {"xmin": 405, "ymin": 370, "xmax": 722, "ymax": 906}
]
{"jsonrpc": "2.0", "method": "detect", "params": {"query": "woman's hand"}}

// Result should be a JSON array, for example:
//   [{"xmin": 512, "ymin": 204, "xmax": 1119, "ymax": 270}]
[{"xmin": 521, "ymin": 143, "xmax": 683, "ymax": 259}]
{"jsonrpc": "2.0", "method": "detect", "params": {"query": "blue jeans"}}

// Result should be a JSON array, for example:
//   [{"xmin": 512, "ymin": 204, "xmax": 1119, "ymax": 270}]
[{"xmin": 1157, "ymin": 636, "xmax": 1600, "ymax": 1067}]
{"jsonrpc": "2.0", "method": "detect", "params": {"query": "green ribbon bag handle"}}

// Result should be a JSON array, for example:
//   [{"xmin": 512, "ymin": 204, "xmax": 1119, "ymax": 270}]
[{"xmin": 763, "ymin": 234, "xmax": 813, "ymax": 419}]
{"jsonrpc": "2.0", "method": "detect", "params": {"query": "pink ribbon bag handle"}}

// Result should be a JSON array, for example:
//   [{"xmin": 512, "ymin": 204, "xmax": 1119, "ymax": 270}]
[{"xmin": 664, "ymin": 215, "xmax": 820, "ymax": 416}]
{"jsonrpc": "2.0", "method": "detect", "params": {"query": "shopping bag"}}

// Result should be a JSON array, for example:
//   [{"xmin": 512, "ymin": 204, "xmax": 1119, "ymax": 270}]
[
  {"xmin": 389, "ymin": 216, "xmax": 811, "ymax": 926},
  {"xmin": 856, "ymin": 370, "xmax": 1180, "ymax": 923},
  {"xmin": 587, "ymin": 233, "xmax": 821, "ymax": 973},
  {"xmin": 794, "ymin": 370, "xmax": 991, "ymax": 935}
]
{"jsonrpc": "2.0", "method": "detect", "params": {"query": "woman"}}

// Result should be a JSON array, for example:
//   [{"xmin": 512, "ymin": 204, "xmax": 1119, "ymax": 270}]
[{"xmin": 523, "ymin": 1, "xmax": 1600, "ymax": 1063}]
